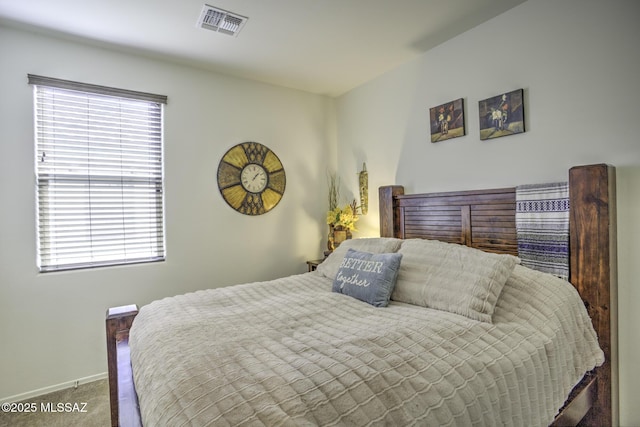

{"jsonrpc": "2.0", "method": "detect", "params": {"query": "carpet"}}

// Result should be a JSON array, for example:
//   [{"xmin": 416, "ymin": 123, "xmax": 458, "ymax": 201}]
[{"xmin": 0, "ymin": 379, "xmax": 110, "ymax": 427}]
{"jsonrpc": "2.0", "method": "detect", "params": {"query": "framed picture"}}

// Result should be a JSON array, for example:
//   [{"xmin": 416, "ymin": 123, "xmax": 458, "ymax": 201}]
[
  {"xmin": 429, "ymin": 98, "xmax": 465, "ymax": 143},
  {"xmin": 478, "ymin": 89, "xmax": 525, "ymax": 140}
]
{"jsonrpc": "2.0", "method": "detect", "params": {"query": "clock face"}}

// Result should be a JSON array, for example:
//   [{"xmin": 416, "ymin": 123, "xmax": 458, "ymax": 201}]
[
  {"xmin": 217, "ymin": 142, "xmax": 286, "ymax": 216},
  {"xmin": 241, "ymin": 164, "xmax": 268, "ymax": 193}
]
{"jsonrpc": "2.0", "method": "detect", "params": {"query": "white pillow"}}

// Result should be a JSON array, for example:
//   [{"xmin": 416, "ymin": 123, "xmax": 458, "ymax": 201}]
[
  {"xmin": 316, "ymin": 238, "xmax": 403, "ymax": 280},
  {"xmin": 391, "ymin": 239, "xmax": 520, "ymax": 323}
]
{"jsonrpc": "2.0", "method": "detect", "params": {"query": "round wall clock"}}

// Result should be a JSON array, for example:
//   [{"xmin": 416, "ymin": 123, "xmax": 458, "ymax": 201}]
[{"xmin": 217, "ymin": 142, "xmax": 286, "ymax": 215}]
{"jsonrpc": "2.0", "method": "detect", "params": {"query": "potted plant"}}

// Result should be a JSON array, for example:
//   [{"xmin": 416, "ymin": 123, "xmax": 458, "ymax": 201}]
[{"xmin": 326, "ymin": 202, "xmax": 358, "ymax": 250}]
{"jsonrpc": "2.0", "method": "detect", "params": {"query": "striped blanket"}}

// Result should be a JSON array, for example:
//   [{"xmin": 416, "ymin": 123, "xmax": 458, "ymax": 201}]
[{"xmin": 516, "ymin": 182, "xmax": 570, "ymax": 280}]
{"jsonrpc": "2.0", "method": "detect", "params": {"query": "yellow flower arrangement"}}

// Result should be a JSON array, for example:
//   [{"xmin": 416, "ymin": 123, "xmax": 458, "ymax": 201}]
[
  {"xmin": 326, "ymin": 204, "xmax": 358, "ymax": 231},
  {"xmin": 325, "ymin": 173, "xmax": 359, "ymax": 253}
]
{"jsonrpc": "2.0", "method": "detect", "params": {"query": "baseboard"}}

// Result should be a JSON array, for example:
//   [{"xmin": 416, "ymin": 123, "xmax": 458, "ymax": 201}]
[{"xmin": 0, "ymin": 372, "xmax": 108, "ymax": 404}]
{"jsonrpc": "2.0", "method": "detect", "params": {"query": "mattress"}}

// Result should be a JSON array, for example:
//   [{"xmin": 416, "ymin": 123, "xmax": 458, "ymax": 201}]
[{"xmin": 129, "ymin": 265, "xmax": 603, "ymax": 426}]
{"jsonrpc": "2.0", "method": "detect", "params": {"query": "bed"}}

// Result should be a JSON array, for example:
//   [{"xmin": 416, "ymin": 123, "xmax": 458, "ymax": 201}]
[{"xmin": 106, "ymin": 163, "xmax": 617, "ymax": 426}]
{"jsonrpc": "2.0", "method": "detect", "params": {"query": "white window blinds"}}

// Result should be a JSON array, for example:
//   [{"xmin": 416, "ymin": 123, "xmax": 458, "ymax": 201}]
[{"xmin": 29, "ymin": 75, "xmax": 167, "ymax": 272}]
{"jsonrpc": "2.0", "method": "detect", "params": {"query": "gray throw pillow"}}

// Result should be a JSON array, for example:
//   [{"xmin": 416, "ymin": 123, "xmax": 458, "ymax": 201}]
[{"xmin": 332, "ymin": 248, "xmax": 403, "ymax": 307}]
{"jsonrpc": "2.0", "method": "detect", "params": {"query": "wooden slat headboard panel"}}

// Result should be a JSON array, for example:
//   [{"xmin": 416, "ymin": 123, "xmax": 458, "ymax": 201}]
[{"xmin": 379, "ymin": 187, "xmax": 518, "ymax": 255}]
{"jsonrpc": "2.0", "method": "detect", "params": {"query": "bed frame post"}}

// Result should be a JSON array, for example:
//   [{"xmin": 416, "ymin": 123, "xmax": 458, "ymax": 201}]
[
  {"xmin": 106, "ymin": 305, "xmax": 140, "ymax": 427},
  {"xmin": 379, "ymin": 185, "xmax": 404, "ymax": 237},
  {"xmin": 569, "ymin": 164, "xmax": 618, "ymax": 427}
]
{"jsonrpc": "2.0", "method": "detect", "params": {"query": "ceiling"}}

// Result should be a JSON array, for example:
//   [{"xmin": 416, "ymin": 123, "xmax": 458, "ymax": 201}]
[{"xmin": 0, "ymin": 0, "xmax": 525, "ymax": 97}]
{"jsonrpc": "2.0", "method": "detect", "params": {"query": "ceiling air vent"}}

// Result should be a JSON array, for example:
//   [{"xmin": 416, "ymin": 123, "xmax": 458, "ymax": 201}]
[{"xmin": 198, "ymin": 5, "xmax": 248, "ymax": 37}]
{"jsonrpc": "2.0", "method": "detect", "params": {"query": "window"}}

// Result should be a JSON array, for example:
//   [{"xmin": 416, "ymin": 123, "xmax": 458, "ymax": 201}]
[{"xmin": 29, "ymin": 75, "xmax": 167, "ymax": 272}]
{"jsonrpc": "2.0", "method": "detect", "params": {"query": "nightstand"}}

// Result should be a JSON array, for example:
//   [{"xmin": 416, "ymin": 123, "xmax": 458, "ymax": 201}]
[{"xmin": 306, "ymin": 259, "xmax": 325, "ymax": 272}]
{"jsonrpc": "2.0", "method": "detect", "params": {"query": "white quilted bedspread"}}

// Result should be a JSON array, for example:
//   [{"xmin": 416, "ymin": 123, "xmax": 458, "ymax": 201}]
[{"xmin": 129, "ymin": 266, "xmax": 603, "ymax": 427}]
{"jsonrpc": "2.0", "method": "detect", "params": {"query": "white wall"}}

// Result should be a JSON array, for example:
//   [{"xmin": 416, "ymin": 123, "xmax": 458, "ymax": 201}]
[
  {"xmin": 0, "ymin": 25, "xmax": 334, "ymax": 399},
  {"xmin": 334, "ymin": 1, "xmax": 640, "ymax": 425}
]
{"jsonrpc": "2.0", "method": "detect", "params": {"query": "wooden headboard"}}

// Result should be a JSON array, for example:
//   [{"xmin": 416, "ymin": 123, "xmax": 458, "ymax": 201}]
[
  {"xmin": 378, "ymin": 163, "xmax": 617, "ymax": 427},
  {"xmin": 379, "ymin": 186, "xmax": 518, "ymax": 255}
]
